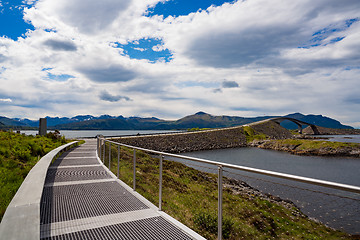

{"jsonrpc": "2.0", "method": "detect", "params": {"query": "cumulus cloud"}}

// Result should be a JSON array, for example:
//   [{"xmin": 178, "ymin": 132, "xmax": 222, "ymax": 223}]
[
  {"xmin": 222, "ymin": 80, "xmax": 239, "ymax": 88},
  {"xmin": 78, "ymin": 65, "xmax": 137, "ymax": 83},
  {"xmin": 30, "ymin": 0, "xmax": 132, "ymax": 34},
  {"xmin": 168, "ymin": 0, "xmax": 360, "ymax": 70},
  {"xmin": 1, "ymin": 0, "xmax": 360, "ymax": 128},
  {"xmin": 0, "ymin": 98, "xmax": 12, "ymax": 102},
  {"xmin": 99, "ymin": 90, "xmax": 131, "ymax": 102},
  {"xmin": 43, "ymin": 39, "xmax": 77, "ymax": 51},
  {"xmin": 0, "ymin": 54, "xmax": 6, "ymax": 62}
]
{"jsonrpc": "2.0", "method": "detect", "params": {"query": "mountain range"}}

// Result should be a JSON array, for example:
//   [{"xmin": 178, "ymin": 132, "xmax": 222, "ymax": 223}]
[{"xmin": 0, "ymin": 112, "xmax": 354, "ymax": 130}]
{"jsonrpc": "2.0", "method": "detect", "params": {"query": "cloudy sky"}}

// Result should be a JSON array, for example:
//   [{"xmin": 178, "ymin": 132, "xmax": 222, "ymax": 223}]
[{"xmin": 0, "ymin": 0, "xmax": 359, "ymax": 127}]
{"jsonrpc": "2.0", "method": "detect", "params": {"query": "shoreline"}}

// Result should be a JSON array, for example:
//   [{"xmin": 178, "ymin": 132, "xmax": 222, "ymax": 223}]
[{"xmin": 249, "ymin": 138, "xmax": 360, "ymax": 158}]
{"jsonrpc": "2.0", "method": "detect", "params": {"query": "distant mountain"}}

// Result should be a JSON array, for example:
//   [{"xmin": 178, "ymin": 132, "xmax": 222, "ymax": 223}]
[
  {"xmin": 7, "ymin": 115, "xmax": 127, "ymax": 128},
  {"xmin": 282, "ymin": 113, "xmax": 353, "ymax": 129},
  {"xmin": 0, "ymin": 116, "xmax": 28, "ymax": 127},
  {"xmin": 0, "ymin": 112, "xmax": 353, "ymax": 130},
  {"xmin": 171, "ymin": 112, "xmax": 273, "ymax": 129}
]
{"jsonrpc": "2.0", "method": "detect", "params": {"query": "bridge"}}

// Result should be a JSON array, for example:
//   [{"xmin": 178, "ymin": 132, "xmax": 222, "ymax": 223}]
[
  {"xmin": 269, "ymin": 117, "xmax": 320, "ymax": 134},
  {"xmin": 0, "ymin": 139, "xmax": 204, "ymax": 240},
  {"xmin": 1, "ymin": 123, "xmax": 359, "ymax": 239}
]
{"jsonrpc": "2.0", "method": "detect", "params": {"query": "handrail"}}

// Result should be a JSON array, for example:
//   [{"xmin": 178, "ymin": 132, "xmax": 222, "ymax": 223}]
[
  {"xmin": 102, "ymin": 138, "xmax": 360, "ymax": 194},
  {"xmin": 0, "ymin": 141, "xmax": 79, "ymax": 240},
  {"xmin": 98, "ymin": 136, "xmax": 360, "ymax": 240}
]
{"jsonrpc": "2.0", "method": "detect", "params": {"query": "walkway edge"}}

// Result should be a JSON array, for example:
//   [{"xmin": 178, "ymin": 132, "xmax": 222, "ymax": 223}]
[
  {"xmin": 0, "ymin": 141, "xmax": 79, "ymax": 240},
  {"xmin": 95, "ymin": 150, "xmax": 207, "ymax": 240}
]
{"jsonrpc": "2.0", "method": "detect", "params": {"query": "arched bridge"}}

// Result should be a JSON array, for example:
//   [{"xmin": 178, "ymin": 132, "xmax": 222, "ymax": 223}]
[{"xmin": 269, "ymin": 117, "xmax": 320, "ymax": 135}]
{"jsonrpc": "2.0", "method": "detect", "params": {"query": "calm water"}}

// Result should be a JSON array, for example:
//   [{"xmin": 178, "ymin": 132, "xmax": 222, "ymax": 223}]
[
  {"xmin": 20, "ymin": 130, "xmax": 181, "ymax": 138},
  {"xmin": 19, "ymin": 130, "xmax": 360, "ymax": 233},
  {"xmin": 178, "ymin": 147, "xmax": 360, "ymax": 234},
  {"xmin": 317, "ymin": 134, "xmax": 360, "ymax": 143},
  {"xmin": 181, "ymin": 147, "xmax": 360, "ymax": 186}
]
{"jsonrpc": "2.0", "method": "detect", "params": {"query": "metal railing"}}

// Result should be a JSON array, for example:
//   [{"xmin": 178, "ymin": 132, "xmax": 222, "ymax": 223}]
[
  {"xmin": 0, "ymin": 141, "xmax": 79, "ymax": 240},
  {"xmin": 97, "ymin": 136, "xmax": 360, "ymax": 240}
]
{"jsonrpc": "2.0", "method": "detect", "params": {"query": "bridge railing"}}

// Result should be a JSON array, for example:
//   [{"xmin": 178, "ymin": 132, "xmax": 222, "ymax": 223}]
[
  {"xmin": 0, "ymin": 141, "xmax": 79, "ymax": 240},
  {"xmin": 97, "ymin": 136, "xmax": 360, "ymax": 239}
]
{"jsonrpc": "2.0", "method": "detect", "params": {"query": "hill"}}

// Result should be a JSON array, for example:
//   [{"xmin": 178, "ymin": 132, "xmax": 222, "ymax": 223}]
[
  {"xmin": 282, "ymin": 113, "xmax": 353, "ymax": 129},
  {"xmin": 0, "ymin": 112, "xmax": 354, "ymax": 130}
]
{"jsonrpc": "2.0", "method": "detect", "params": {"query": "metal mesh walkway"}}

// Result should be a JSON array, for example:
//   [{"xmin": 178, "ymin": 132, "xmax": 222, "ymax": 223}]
[{"xmin": 40, "ymin": 140, "xmax": 203, "ymax": 240}]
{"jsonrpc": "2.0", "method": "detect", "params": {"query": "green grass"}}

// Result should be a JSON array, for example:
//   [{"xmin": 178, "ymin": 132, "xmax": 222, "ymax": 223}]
[
  {"xmin": 289, "ymin": 129, "xmax": 301, "ymax": 135},
  {"xmin": 274, "ymin": 139, "xmax": 360, "ymax": 151},
  {"xmin": 0, "ymin": 130, "xmax": 69, "ymax": 220},
  {"xmin": 242, "ymin": 126, "xmax": 268, "ymax": 143},
  {"xmin": 187, "ymin": 127, "xmax": 212, "ymax": 132},
  {"xmin": 104, "ymin": 145, "xmax": 352, "ymax": 239}
]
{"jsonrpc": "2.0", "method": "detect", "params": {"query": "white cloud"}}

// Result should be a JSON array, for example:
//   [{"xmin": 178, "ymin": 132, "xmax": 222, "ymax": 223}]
[
  {"xmin": 0, "ymin": 98, "xmax": 12, "ymax": 102},
  {"xmin": 152, "ymin": 44, "xmax": 165, "ymax": 52},
  {"xmin": 28, "ymin": 0, "xmax": 130, "ymax": 34},
  {"xmin": 0, "ymin": 0, "xmax": 359, "ymax": 128},
  {"xmin": 133, "ymin": 47, "xmax": 146, "ymax": 52}
]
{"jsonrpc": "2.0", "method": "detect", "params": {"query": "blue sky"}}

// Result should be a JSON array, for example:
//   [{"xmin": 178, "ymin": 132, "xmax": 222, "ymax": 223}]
[
  {"xmin": 146, "ymin": 0, "xmax": 234, "ymax": 18},
  {"xmin": 0, "ymin": 0, "xmax": 360, "ymax": 127},
  {"xmin": 0, "ymin": 0, "xmax": 34, "ymax": 40}
]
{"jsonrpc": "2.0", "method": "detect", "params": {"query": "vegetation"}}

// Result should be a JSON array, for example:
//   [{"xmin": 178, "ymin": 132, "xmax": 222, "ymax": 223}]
[
  {"xmin": 289, "ymin": 129, "xmax": 301, "ymax": 135},
  {"xmin": 0, "ymin": 130, "xmax": 69, "ymax": 220},
  {"xmin": 242, "ymin": 126, "xmax": 268, "ymax": 143},
  {"xmin": 270, "ymin": 139, "xmax": 360, "ymax": 151},
  {"xmin": 105, "ymin": 145, "xmax": 351, "ymax": 239},
  {"xmin": 187, "ymin": 127, "xmax": 212, "ymax": 132}
]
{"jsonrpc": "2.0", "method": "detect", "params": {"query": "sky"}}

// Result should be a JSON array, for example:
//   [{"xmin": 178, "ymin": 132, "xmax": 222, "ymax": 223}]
[{"xmin": 0, "ymin": 0, "xmax": 359, "ymax": 127}]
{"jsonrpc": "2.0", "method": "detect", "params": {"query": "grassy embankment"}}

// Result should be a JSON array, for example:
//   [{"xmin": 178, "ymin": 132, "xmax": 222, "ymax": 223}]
[
  {"xmin": 258, "ymin": 138, "xmax": 360, "ymax": 157},
  {"xmin": 0, "ymin": 131, "xmax": 69, "ymax": 220},
  {"xmin": 243, "ymin": 125, "xmax": 360, "ymax": 157},
  {"xmin": 242, "ymin": 126, "xmax": 268, "ymax": 143},
  {"xmin": 271, "ymin": 139, "xmax": 360, "ymax": 150},
  {"xmin": 105, "ymin": 145, "xmax": 352, "ymax": 240}
]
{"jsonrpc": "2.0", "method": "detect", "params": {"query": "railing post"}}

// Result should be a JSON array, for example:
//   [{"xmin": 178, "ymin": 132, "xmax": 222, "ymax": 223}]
[
  {"xmin": 97, "ymin": 137, "xmax": 99, "ymax": 155},
  {"xmin": 102, "ymin": 140, "xmax": 105, "ymax": 164},
  {"xmin": 108, "ymin": 142, "xmax": 111, "ymax": 169},
  {"xmin": 117, "ymin": 145, "xmax": 120, "ymax": 178},
  {"xmin": 133, "ymin": 149, "xmax": 136, "ymax": 191},
  {"xmin": 159, "ymin": 154, "xmax": 163, "ymax": 211},
  {"xmin": 218, "ymin": 165, "xmax": 223, "ymax": 240}
]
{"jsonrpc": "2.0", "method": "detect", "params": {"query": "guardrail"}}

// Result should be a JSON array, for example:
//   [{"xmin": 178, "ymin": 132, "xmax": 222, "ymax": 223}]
[
  {"xmin": 97, "ymin": 136, "xmax": 360, "ymax": 239},
  {"xmin": 0, "ymin": 141, "xmax": 79, "ymax": 240}
]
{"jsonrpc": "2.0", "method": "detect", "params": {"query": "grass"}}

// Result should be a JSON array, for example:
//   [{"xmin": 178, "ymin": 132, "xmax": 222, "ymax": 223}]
[
  {"xmin": 242, "ymin": 126, "xmax": 268, "ymax": 143},
  {"xmin": 289, "ymin": 129, "xmax": 301, "ymax": 135},
  {"xmin": 187, "ymin": 127, "xmax": 212, "ymax": 132},
  {"xmin": 104, "ymin": 145, "xmax": 352, "ymax": 239},
  {"xmin": 273, "ymin": 139, "xmax": 360, "ymax": 151},
  {"xmin": 0, "ymin": 130, "xmax": 69, "ymax": 220}
]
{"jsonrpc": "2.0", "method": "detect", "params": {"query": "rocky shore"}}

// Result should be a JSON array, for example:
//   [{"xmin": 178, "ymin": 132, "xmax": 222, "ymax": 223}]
[
  {"xmin": 250, "ymin": 139, "xmax": 360, "ymax": 158},
  {"xmin": 112, "ymin": 120, "xmax": 360, "ymax": 158},
  {"xmin": 113, "ymin": 121, "xmax": 290, "ymax": 153},
  {"xmin": 303, "ymin": 126, "xmax": 360, "ymax": 135}
]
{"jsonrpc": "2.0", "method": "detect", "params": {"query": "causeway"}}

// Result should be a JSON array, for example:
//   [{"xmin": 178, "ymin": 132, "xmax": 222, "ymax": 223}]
[{"xmin": 40, "ymin": 139, "xmax": 204, "ymax": 240}]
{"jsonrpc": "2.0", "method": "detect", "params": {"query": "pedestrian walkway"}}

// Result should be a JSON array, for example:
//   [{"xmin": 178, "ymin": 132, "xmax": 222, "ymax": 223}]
[{"xmin": 40, "ymin": 140, "xmax": 204, "ymax": 240}]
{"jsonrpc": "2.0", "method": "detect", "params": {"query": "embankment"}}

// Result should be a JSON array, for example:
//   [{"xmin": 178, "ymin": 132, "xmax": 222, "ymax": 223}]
[
  {"xmin": 113, "ymin": 121, "xmax": 290, "ymax": 153},
  {"xmin": 252, "ymin": 139, "xmax": 360, "ymax": 157},
  {"xmin": 303, "ymin": 126, "xmax": 360, "ymax": 135}
]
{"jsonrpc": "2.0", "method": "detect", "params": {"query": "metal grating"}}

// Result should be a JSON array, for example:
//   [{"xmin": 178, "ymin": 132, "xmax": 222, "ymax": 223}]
[
  {"xmin": 45, "ymin": 166, "xmax": 112, "ymax": 183},
  {"xmin": 60, "ymin": 152, "xmax": 96, "ymax": 158},
  {"xmin": 41, "ymin": 182, "xmax": 149, "ymax": 224},
  {"xmin": 41, "ymin": 216, "xmax": 194, "ymax": 240},
  {"xmin": 52, "ymin": 157, "xmax": 99, "ymax": 167},
  {"xmin": 42, "ymin": 181, "xmax": 132, "ymax": 198}
]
